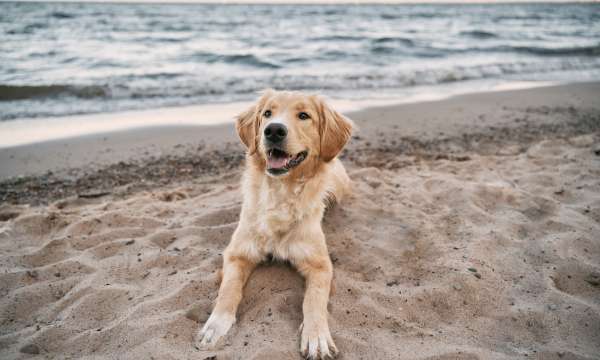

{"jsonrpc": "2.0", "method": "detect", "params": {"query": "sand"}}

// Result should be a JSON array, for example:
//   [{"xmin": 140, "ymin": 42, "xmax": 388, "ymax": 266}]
[{"xmin": 1, "ymin": 83, "xmax": 599, "ymax": 359}]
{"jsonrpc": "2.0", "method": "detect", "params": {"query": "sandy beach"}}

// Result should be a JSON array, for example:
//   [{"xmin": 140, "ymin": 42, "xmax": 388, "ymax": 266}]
[{"xmin": 1, "ymin": 83, "xmax": 599, "ymax": 359}]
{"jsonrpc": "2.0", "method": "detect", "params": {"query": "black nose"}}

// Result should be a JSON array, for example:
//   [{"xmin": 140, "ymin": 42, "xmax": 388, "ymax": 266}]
[{"xmin": 264, "ymin": 123, "xmax": 287, "ymax": 143}]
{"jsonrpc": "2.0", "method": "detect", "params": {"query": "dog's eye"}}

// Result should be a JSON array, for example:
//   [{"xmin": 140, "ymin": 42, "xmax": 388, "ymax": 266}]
[
  {"xmin": 263, "ymin": 110, "xmax": 272, "ymax": 118},
  {"xmin": 298, "ymin": 112, "xmax": 310, "ymax": 120}
]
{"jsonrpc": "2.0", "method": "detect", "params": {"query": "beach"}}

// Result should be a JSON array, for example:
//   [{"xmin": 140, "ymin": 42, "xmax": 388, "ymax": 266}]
[{"xmin": 0, "ymin": 82, "xmax": 599, "ymax": 359}]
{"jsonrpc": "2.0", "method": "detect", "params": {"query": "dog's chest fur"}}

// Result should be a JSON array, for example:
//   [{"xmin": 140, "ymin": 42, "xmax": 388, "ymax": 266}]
[
  {"xmin": 246, "ymin": 176, "xmax": 325, "ymax": 258},
  {"xmin": 257, "ymin": 180, "xmax": 314, "ymax": 235}
]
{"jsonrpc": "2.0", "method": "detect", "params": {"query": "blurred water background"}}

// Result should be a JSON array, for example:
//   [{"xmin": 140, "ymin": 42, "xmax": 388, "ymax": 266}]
[{"xmin": 1, "ymin": 2, "xmax": 599, "ymax": 121}]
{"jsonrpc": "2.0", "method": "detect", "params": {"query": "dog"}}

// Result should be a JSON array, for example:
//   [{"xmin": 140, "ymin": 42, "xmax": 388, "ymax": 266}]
[{"xmin": 197, "ymin": 89, "xmax": 353, "ymax": 359}]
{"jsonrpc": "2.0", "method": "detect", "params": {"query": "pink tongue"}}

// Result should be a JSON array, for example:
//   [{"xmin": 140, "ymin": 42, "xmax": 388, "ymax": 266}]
[{"xmin": 268, "ymin": 156, "xmax": 288, "ymax": 169}]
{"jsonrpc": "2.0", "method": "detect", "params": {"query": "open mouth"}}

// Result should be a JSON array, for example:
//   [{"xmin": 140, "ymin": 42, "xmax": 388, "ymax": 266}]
[{"xmin": 266, "ymin": 148, "xmax": 308, "ymax": 175}]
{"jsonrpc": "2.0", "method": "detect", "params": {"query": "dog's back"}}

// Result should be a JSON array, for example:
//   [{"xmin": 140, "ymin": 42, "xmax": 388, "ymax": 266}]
[{"xmin": 324, "ymin": 158, "xmax": 351, "ymax": 209}]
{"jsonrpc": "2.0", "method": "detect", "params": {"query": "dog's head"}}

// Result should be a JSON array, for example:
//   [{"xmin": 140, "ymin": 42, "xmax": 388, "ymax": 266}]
[{"xmin": 236, "ymin": 89, "xmax": 353, "ymax": 177}]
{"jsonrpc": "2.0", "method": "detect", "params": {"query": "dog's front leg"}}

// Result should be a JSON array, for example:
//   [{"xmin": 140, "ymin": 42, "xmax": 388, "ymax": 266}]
[
  {"xmin": 294, "ymin": 239, "xmax": 338, "ymax": 359},
  {"xmin": 197, "ymin": 251, "xmax": 257, "ymax": 349}
]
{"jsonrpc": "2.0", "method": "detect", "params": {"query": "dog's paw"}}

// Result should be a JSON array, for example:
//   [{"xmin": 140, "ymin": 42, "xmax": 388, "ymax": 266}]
[
  {"xmin": 195, "ymin": 311, "xmax": 235, "ymax": 350},
  {"xmin": 299, "ymin": 322, "xmax": 338, "ymax": 359}
]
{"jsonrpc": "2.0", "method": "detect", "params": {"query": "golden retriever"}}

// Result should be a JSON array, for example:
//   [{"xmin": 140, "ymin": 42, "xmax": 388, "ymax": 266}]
[{"xmin": 196, "ymin": 89, "xmax": 353, "ymax": 359}]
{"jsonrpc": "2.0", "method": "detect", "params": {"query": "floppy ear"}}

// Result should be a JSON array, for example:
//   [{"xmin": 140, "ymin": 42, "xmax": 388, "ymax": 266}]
[
  {"xmin": 236, "ymin": 89, "xmax": 274, "ymax": 154},
  {"xmin": 236, "ymin": 106, "xmax": 259, "ymax": 154},
  {"xmin": 318, "ymin": 98, "xmax": 353, "ymax": 162}
]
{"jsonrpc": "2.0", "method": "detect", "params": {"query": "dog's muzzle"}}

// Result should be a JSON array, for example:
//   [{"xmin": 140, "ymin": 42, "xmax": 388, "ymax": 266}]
[{"xmin": 266, "ymin": 147, "xmax": 308, "ymax": 176}]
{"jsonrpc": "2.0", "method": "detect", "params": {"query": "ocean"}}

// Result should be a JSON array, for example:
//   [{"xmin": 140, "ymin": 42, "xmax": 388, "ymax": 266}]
[{"xmin": 1, "ymin": 2, "xmax": 599, "ymax": 121}]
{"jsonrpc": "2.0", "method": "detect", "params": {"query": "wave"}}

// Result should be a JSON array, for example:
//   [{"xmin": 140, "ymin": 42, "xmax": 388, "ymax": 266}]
[
  {"xmin": 370, "ymin": 45, "xmax": 445, "ymax": 58},
  {"xmin": 133, "ymin": 36, "xmax": 190, "ymax": 43},
  {"xmin": 381, "ymin": 12, "xmax": 436, "ymax": 20},
  {"xmin": 270, "ymin": 58, "xmax": 600, "ymax": 92},
  {"xmin": 369, "ymin": 42, "xmax": 600, "ymax": 58},
  {"xmin": 448, "ymin": 44, "xmax": 600, "ymax": 57},
  {"xmin": 6, "ymin": 23, "xmax": 47, "ymax": 35},
  {"xmin": 372, "ymin": 37, "xmax": 415, "ymax": 46},
  {"xmin": 493, "ymin": 14, "xmax": 544, "ymax": 22},
  {"xmin": 460, "ymin": 30, "xmax": 497, "ymax": 39},
  {"xmin": 510, "ymin": 44, "xmax": 600, "ymax": 57},
  {"xmin": 220, "ymin": 54, "xmax": 281, "ymax": 69},
  {"xmin": 0, "ymin": 85, "xmax": 109, "ymax": 101},
  {"xmin": 311, "ymin": 35, "xmax": 364, "ymax": 42},
  {"xmin": 4, "ymin": 58, "xmax": 598, "ymax": 104},
  {"xmin": 3, "ymin": 58, "xmax": 599, "ymax": 121},
  {"xmin": 189, "ymin": 52, "xmax": 281, "ymax": 69},
  {"xmin": 51, "ymin": 11, "xmax": 75, "ymax": 19}
]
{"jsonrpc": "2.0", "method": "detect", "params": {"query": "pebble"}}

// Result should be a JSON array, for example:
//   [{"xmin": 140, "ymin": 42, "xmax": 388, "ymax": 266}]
[
  {"xmin": 386, "ymin": 280, "xmax": 399, "ymax": 287},
  {"xmin": 184, "ymin": 306, "xmax": 204, "ymax": 323},
  {"xmin": 585, "ymin": 273, "xmax": 600, "ymax": 287},
  {"xmin": 367, "ymin": 179, "xmax": 381, "ymax": 189},
  {"xmin": 20, "ymin": 344, "xmax": 40, "ymax": 355}
]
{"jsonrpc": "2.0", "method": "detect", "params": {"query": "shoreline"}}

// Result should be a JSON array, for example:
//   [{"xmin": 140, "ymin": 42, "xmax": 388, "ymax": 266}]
[
  {"xmin": 0, "ymin": 79, "xmax": 557, "ymax": 149},
  {"xmin": 0, "ymin": 80, "xmax": 583, "ymax": 180},
  {"xmin": 1, "ymin": 81, "xmax": 599, "ymax": 205}
]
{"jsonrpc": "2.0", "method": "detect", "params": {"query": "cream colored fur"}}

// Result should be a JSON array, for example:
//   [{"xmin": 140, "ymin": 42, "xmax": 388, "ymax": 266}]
[{"xmin": 197, "ymin": 90, "xmax": 353, "ymax": 359}]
